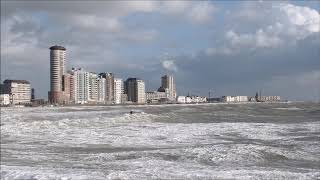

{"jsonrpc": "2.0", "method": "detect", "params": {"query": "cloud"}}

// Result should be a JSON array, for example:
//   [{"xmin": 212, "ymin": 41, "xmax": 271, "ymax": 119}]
[
  {"xmin": 162, "ymin": 60, "xmax": 178, "ymax": 72},
  {"xmin": 1, "ymin": 1, "xmax": 319, "ymax": 101},
  {"xmin": 70, "ymin": 15, "xmax": 121, "ymax": 32},
  {"xmin": 225, "ymin": 29, "xmax": 283, "ymax": 49},
  {"xmin": 159, "ymin": 1, "xmax": 216, "ymax": 24},
  {"xmin": 188, "ymin": 1, "xmax": 215, "ymax": 24},
  {"xmin": 279, "ymin": 3, "xmax": 320, "ymax": 33},
  {"xmin": 212, "ymin": 2, "xmax": 319, "ymax": 54}
]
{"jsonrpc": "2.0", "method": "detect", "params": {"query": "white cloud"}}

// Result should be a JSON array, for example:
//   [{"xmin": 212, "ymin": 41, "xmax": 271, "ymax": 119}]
[
  {"xmin": 279, "ymin": 3, "xmax": 320, "ymax": 33},
  {"xmin": 161, "ymin": 1, "xmax": 191, "ymax": 14},
  {"xmin": 188, "ymin": 2, "xmax": 215, "ymax": 24},
  {"xmin": 70, "ymin": 15, "xmax": 121, "ymax": 32},
  {"xmin": 226, "ymin": 2, "xmax": 320, "ymax": 48},
  {"xmin": 159, "ymin": 1, "xmax": 215, "ymax": 24},
  {"xmin": 225, "ymin": 29, "xmax": 282, "ymax": 49},
  {"xmin": 124, "ymin": 1, "xmax": 158, "ymax": 13},
  {"xmin": 255, "ymin": 29, "xmax": 283, "ymax": 48},
  {"xmin": 162, "ymin": 60, "xmax": 178, "ymax": 72}
]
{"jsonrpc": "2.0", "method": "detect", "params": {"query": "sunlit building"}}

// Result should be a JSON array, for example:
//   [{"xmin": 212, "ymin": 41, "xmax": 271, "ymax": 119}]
[
  {"xmin": 3, "ymin": 79, "xmax": 31, "ymax": 105},
  {"xmin": 48, "ymin": 45, "xmax": 66, "ymax": 104},
  {"xmin": 114, "ymin": 78, "xmax": 123, "ymax": 104}
]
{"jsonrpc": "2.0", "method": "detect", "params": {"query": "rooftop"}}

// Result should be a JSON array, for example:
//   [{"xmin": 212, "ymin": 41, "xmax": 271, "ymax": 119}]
[
  {"xmin": 3, "ymin": 79, "xmax": 30, "ymax": 84},
  {"xmin": 50, "ymin": 45, "xmax": 66, "ymax": 51}
]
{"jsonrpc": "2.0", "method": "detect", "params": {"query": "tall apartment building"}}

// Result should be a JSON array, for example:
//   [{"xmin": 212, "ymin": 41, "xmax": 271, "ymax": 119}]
[
  {"xmin": 99, "ymin": 72, "xmax": 114, "ymax": 104},
  {"xmin": 62, "ymin": 73, "xmax": 72, "ymax": 104},
  {"xmin": 114, "ymin": 78, "xmax": 123, "ymax": 104},
  {"xmin": 88, "ymin": 72, "xmax": 98, "ymax": 103},
  {"xmin": 3, "ymin": 79, "xmax": 31, "ymax": 105},
  {"xmin": 125, "ymin": 78, "xmax": 145, "ymax": 104},
  {"xmin": 136, "ymin": 80, "xmax": 145, "ymax": 104},
  {"xmin": 69, "ymin": 68, "xmax": 108, "ymax": 104},
  {"xmin": 48, "ymin": 45, "xmax": 67, "ymax": 104},
  {"xmin": 69, "ymin": 71, "xmax": 75, "ymax": 103},
  {"xmin": 97, "ymin": 76, "xmax": 106, "ymax": 103},
  {"xmin": 161, "ymin": 75, "xmax": 176, "ymax": 101},
  {"xmin": 72, "ymin": 68, "xmax": 89, "ymax": 104}
]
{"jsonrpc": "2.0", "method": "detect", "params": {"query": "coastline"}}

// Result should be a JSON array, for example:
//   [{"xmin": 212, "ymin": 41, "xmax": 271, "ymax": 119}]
[{"xmin": 1, "ymin": 101, "xmax": 312, "ymax": 109}]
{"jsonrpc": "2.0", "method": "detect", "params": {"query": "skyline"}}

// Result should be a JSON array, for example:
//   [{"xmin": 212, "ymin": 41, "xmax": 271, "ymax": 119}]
[{"xmin": 1, "ymin": 1, "xmax": 320, "ymax": 101}]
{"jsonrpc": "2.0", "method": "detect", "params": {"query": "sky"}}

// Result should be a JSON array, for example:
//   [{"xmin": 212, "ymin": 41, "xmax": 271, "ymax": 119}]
[{"xmin": 1, "ymin": 0, "xmax": 320, "ymax": 101}]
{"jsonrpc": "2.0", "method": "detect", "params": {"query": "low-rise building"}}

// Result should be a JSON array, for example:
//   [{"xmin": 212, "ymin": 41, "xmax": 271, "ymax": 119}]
[
  {"xmin": 0, "ymin": 94, "xmax": 10, "ymax": 106},
  {"xmin": 146, "ymin": 91, "xmax": 168, "ymax": 103},
  {"xmin": 257, "ymin": 96, "xmax": 281, "ymax": 102},
  {"xmin": 222, "ymin": 96, "xmax": 248, "ymax": 103},
  {"xmin": 3, "ymin": 79, "xmax": 31, "ymax": 105},
  {"xmin": 176, "ymin": 96, "xmax": 207, "ymax": 104},
  {"xmin": 176, "ymin": 96, "xmax": 186, "ymax": 103},
  {"xmin": 189, "ymin": 96, "xmax": 207, "ymax": 103}
]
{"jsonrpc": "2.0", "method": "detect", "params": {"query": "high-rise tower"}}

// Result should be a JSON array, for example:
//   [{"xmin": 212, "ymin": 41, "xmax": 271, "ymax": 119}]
[
  {"xmin": 161, "ymin": 75, "xmax": 176, "ymax": 101},
  {"xmin": 99, "ymin": 72, "xmax": 114, "ymax": 104},
  {"xmin": 124, "ymin": 78, "xmax": 145, "ymax": 104},
  {"xmin": 48, "ymin": 45, "xmax": 66, "ymax": 104}
]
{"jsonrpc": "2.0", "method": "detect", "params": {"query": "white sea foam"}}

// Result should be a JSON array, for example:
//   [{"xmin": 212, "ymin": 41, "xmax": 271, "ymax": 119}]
[{"xmin": 1, "ymin": 103, "xmax": 319, "ymax": 179}]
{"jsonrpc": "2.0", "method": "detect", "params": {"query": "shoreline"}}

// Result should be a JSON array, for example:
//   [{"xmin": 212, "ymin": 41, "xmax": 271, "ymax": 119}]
[{"xmin": 1, "ymin": 101, "xmax": 315, "ymax": 108}]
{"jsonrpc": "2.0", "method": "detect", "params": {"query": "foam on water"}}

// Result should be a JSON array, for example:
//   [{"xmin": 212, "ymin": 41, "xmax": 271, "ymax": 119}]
[{"xmin": 1, "ymin": 103, "xmax": 320, "ymax": 179}]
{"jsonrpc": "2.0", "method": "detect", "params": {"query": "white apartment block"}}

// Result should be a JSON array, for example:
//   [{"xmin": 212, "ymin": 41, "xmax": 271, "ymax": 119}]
[
  {"xmin": 73, "ymin": 68, "xmax": 90, "ymax": 104},
  {"xmin": 177, "ymin": 96, "xmax": 207, "ymax": 104},
  {"xmin": 3, "ymin": 80, "xmax": 31, "ymax": 105},
  {"xmin": 114, "ymin": 78, "xmax": 123, "ymax": 104},
  {"xmin": 0, "ymin": 94, "xmax": 10, "ymax": 106},
  {"xmin": 257, "ymin": 96, "xmax": 281, "ymax": 102},
  {"xmin": 161, "ymin": 75, "xmax": 176, "ymax": 101},
  {"xmin": 136, "ymin": 80, "xmax": 145, "ymax": 104},
  {"xmin": 97, "ymin": 77, "xmax": 106, "ymax": 103},
  {"xmin": 176, "ymin": 96, "xmax": 186, "ymax": 104},
  {"xmin": 222, "ymin": 96, "xmax": 249, "ymax": 102},
  {"xmin": 88, "ymin": 72, "xmax": 98, "ymax": 102}
]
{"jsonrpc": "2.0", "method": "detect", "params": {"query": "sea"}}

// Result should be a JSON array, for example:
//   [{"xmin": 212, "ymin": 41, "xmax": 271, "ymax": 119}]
[{"xmin": 1, "ymin": 102, "xmax": 320, "ymax": 179}]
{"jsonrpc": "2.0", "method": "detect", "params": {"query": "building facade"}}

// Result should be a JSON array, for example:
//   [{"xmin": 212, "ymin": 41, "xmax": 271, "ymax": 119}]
[
  {"xmin": 114, "ymin": 78, "xmax": 123, "ymax": 104},
  {"xmin": 256, "ymin": 96, "xmax": 281, "ymax": 102},
  {"xmin": 48, "ymin": 45, "xmax": 67, "ymax": 104},
  {"xmin": 222, "ymin": 96, "xmax": 249, "ymax": 103},
  {"xmin": 125, "ymin": 78, "xmax": 145, "ymax": 104},
  {"xmin": 146, "ymin": 91, "xmax": 167, "ymax": 103},
  {"xmin": 161, "ymin": 75, "xmax": 176, "ymax": 101},
  {"xmin": 0, "ymin": 94, "xmax": 10, "ymax": 106},
  {"xmin": 73, "ymin": 68, "xmax": 90, "ymax": 104},
  {"xmin": 3, "ymin": 80, "xmax": 31, "ymax": 105},
  {"xmin": 88, "ymin": 72, "xmax": 98, "ymax": 103},
  {"xmin": 100, "ymin": 73, "xmax": 114, "ymax": 104},
  {"xmin": 97, "ymin": 77, "xmax": 106, "ymax": 103},
  {"xmin": 176, "ymin": 96, "xmax": 207, "ymax": 104},
  {"xmin": 136, "ymin": 80, "xmax": 145, "ymax": 104},
  {"xmin": 62, "ymin": 73, "xmax": 72, "ymax": 104}
]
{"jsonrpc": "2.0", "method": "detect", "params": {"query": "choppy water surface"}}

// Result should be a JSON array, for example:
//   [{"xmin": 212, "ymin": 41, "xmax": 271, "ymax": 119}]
[{"xmin": 1, "ymin": 103, "xmax": 320, "ymax": 179}]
